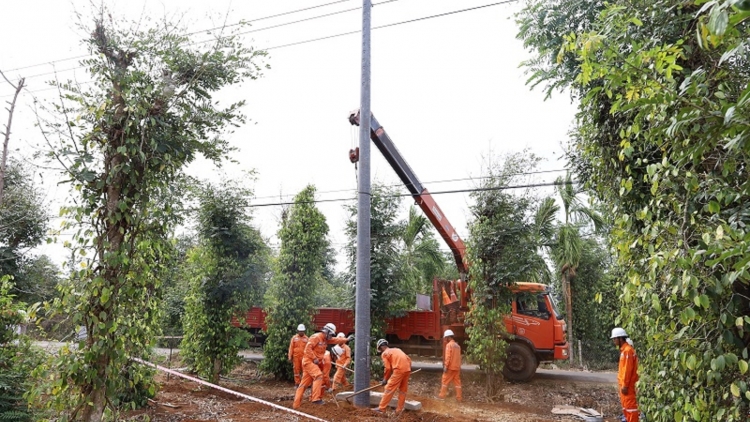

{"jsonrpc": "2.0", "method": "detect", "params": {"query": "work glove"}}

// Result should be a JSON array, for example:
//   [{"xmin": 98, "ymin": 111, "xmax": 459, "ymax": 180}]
[
  {"xmin": 380, "ymin": 378, "xmax": 387, "ymax": 386},
  {"xmin": 347, "ymin": 334, "xmax": 355, "ymax": 343},
  {"xmin": 313, "ymin": 359, "xmax": 320, "ymax": 365}
]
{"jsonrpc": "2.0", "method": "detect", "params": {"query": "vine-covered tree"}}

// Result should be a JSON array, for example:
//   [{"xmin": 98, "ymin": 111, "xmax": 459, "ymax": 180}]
[
  {"xmin": 465, "ymin": 152, "xmax": 548, "ymax": 395},
  {"xmin": 35, "ymin": 11, "xmax": 265, "ymax": 420},
  {"xmin": 181, "ymin": 181, "xmax": 269, "ymax": 382},
  {"xmin": 518, "ymin": 0, "xmax": 750, "ymax": 419},
  {"xmin": 261, "ymin": 185, "xmax": 330, "ymax": 380},
  {"xmin": 345, "ymin": 184, "xmax": 407, "ymax": 332}
]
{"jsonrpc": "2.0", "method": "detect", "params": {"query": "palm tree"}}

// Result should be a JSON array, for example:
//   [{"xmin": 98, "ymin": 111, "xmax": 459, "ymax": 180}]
[
  {"xmin": 552, "ymin": 173, "xmax": 603, "ymax": 363},
  {"xmin": 400, "ymin": 206, "xmax": 447, "ymax": 307},
  {"xmin": 530, "ymin": 197, "xmax": 559, "ymax": 284}
]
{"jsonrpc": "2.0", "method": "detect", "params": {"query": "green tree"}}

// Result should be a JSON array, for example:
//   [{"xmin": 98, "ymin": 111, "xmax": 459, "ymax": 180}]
[
  {"xmin": 465, "ymin": 152, "xmax": 545, "ymax": 395},
  {"xmin": 13, "ymin": 255, "xmax": 61, "ymax": 305},
  {"xmin": 345, "ymin": 184, "xmax": 407, "ymax": 331},
  {"xmin": 0, "ymin": 276, "xmax": 43, "ymax": 422},
  {"xmin": 550, "ymin": 172, "xmax": 603, "ymax": 360},
  {"xmin": 181, "ymin": 182, "xmax": 269, "ymax": 382},
  {"xmin": 261, "ymin": 186, "xmax": 330, "ymax": 380},
  {"xmin": 569, "ymin": 238, "xmax": 619, "ymax": 369},
  {"xmin": 399, "ymin": 206, "xmax": 447, "ymax": 307},
  {"xmin": 36, "ymin": 12, "xmax": 264, "ymax": 420},
  {"xmin": 518, "ymin": 0, "xmax": 750, "ymax": 419},
  {"xmin": 0, "ymin": 161, "xmax": 48, "ymax": 283}
]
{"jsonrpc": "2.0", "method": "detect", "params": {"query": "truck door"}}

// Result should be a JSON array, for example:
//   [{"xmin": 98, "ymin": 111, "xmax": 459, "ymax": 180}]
[{"xmin": 512, "ymin": 293, "xmax": 554, "ymax": 350}]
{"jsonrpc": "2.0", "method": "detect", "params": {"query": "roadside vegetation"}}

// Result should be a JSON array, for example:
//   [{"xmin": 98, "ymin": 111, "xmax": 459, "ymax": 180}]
[{"xmin": 3, "ymin": 1, "xmax": 747, "ymax": 421}]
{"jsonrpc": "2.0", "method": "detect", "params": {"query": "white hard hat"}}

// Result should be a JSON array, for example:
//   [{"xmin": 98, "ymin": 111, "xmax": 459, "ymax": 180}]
[
  {"xmin": 376, "ymin": 339, "xmax": 388, "ymax": 349},
  {"xmin": 297, "ymin": 324, "xmax": 306, "ymax": 331},
  {"xmin": 323, "ymin": 323, "xmax": 336, "ymax": 335},
  {"xmin": 333, "ymin": 345, "xmax": 344, "ymax": 357},
  {"xmin": 443, "ymin": 329, "xmax": 455, "ymax": 338},
  {"xmin": 337, "ymin": 332, "xmax": 346, "ymax": 338},
  {"xmin": 610, "ymin": 327, "xmax": 628, "ymax": 339}
]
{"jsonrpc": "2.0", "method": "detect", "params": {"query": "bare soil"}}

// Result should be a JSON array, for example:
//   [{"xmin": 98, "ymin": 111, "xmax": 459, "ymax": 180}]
[{"xmin": 124, "ymin": 358, "xmax": 622, "ymax": 422}]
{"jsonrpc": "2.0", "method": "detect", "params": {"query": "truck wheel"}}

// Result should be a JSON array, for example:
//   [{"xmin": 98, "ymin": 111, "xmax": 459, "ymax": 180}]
[{"xmin": 502, "ymin": 343, "xmax": 537, "ymax": 382}]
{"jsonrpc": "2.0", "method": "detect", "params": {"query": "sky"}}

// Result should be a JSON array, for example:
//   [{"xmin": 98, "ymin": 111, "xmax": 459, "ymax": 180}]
[{"xmin": 0, "ymin": 0, "xmax": 577, "ymax": 270}]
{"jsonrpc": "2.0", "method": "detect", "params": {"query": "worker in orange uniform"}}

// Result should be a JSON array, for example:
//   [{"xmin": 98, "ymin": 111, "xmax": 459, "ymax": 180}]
[
  {"xmin": 292, "ymin": 323, "xmax": 350, "ymax": 409},
  {"xmin": 373, "ymin": 339, "xmax": 412, "ymax": 415},
  {"xmin": 332, "ymin": 333, "xmax": 352, "ymax": 390},
  {"xmin": 321, "ymin": 350, "xmax": 333, "ymax": 392},
  {"xmin": 287, "ymin": 324, "xmax": 308, "ymax": 387},
  {"xmin": 611, "ymin": 327, "xmax": 639, "ymax": 422},
  {"xmin": 438, "ymin": 329, "xmax": 462, "ymax": 402}
]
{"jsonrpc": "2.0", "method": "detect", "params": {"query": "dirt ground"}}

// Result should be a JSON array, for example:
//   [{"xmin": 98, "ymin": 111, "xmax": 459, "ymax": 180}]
[{"xmin": 125, "ymin": 359, "xmax": 622, "ymax": 422}]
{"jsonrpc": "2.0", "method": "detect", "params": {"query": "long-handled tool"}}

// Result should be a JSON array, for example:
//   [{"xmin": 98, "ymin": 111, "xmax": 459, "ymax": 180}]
[
  {"xmin": 328, "ymin": 388, "xmax": 340, "ymax": 408},
  {"xmin": 345, "ymin": 383, "xmax": 384, "ymax": 403},
  {"xmin": 344, "ymin": 369, "xmax": 422, "ymax": 404},
  {"xmin": 334, "ymin": 363, "xmax": 354, "ymax": 373}
]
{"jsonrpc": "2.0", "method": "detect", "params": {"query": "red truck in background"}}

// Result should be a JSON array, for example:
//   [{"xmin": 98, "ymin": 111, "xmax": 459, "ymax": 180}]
[{"xmin": 233, "ymin": 111, "xmax": 569, "ymax": 382}]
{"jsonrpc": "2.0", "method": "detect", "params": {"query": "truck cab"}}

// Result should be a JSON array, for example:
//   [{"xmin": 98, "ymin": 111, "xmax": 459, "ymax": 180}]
[{"xmin": 503, "ymin": 282, "xmax": 568, "ymax": 381}]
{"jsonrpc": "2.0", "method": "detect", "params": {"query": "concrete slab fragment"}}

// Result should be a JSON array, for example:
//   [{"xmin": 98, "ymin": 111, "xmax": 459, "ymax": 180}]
[{"xmin": 335, "ymin": 391, "xmax": 422, "ymax": 411}]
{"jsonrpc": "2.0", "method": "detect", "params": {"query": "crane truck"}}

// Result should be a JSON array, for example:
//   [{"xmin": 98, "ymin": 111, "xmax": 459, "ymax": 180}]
[
  {"xmin": 233, "ymin": 111, "xmax": 569, "ymax": 382},
  {"xmin": 347, "ymin": 109, "xmax": 569, "ymax": 381}
]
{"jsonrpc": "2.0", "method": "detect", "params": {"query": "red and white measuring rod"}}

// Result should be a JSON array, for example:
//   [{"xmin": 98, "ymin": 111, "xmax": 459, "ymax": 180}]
[{"xmin": 131, "ymin": 357, "xmax": 328, "ymax": 422}]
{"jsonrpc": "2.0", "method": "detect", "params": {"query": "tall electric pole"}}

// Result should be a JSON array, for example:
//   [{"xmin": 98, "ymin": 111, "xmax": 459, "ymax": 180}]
[{"xmin": 353, "ymin": 0, "xmax": 372, "ymax": 408}]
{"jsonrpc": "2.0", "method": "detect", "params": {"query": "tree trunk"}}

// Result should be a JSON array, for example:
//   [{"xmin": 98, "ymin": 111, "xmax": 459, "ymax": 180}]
[
  {"xmin": 79, "ymin": 375, "xmax": 107, "ymax": 422},
  {"xmin": 212, "ymin": 358, "xmax": 223, "ymax": 384},
  {"xmin": 0, "ymin": 72, "xmax": 25, "ymax": 207},
  {"xmin": 562, "ymin": 271, "xmax": 574, "ymax": 366}
]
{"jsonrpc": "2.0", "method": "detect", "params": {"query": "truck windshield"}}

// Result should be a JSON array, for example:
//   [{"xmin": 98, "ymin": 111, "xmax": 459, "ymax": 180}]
[{"xmin": 545, "ymin": 293, "xmax": 563, "ymax": 320}]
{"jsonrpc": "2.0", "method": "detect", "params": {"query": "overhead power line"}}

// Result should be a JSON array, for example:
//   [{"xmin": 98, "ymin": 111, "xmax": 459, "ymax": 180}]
[
  {"xmin": 266, "ymin": 0, "xmax": 520, "ymax": 50},
  {"xmin": 1, "ymin": 0, "xmax": 402, "ymax": 86},
  {"xmin": 244, "ymin": 179, "xmax": 574, "ymax": 209},
  {"xmin": 0, "ymin": 0, "xmax": 355, "ymax": 74},
  {"xmin": 252, "ymin": 168, "xmax": 568, "ymax": 200},
  {"xmin": 1, "ymin": 0, "xmax": 518, "ymax": 91}
]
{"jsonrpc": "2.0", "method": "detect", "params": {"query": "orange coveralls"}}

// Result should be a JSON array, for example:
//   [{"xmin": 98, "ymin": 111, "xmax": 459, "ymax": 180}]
[
  {"xmin": 287, "ymin": 333, "xmax": 308, "ymax": 385},
  {"xmin": 378, "ymin": 347, "xmax": 412, "ymax": 413},
  {"xmin": 292, "ymin": 332, "xmax": 347, "ymax": 409},
  {"xmin": 332, "ymin": 343, "xmax": 352, "ymax": 389},
  {"xmin": 617, "ymin": 341, "xmax": 639, "ymax": 422},
  {"xmin": 321, "ymin": 351, "xmax": 332, "ymax": 390},
  {"xmin": 439, "ymin": 338, "xmax": 462, "ymax": 401}
]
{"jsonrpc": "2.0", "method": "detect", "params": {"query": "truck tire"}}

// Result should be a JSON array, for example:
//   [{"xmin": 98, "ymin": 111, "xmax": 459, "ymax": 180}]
[{"xmin": 502, "ymin": 343, "xmax": 537, "ymax": 382}]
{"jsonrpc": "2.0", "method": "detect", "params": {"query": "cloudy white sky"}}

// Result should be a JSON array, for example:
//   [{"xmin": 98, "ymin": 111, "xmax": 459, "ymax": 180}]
[{"xmin": 0, "ymin": 0, "xmax": 576, "ymax": 269}]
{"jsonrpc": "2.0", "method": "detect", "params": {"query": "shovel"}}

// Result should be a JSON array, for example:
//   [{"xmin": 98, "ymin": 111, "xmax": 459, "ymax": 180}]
[{"xmin": 335, "ymin": 363, "xmax": 355, "ymax": 373}]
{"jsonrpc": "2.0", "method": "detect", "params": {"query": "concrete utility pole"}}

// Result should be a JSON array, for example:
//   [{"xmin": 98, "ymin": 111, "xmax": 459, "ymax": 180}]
[{"xmin": 353, "ymin": 0, "xmax": 372, "ymax": 408}]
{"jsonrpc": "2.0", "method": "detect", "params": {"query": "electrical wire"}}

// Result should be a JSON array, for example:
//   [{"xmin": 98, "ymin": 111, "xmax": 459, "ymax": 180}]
[
  {"xmin": 266, "ymin": 0, "xmax": 519, "ymax": 50},
  {"xmin": 242, "ymin": 179, "xmax": 575, "ymax": 209},
  {"xmin": 1, "ymin": 0, "xmax": 402, "ymax": 86},
  {"xmin": 1, "ymin": 0, "xmax": 518, "ymax": 91},
  {"xmin": 251, "ymin": 168, "xmax": 568, "ymax": 200},
  {"xmin": 0, "ymin": 0, "xmax": 356, "ymax": 75}
]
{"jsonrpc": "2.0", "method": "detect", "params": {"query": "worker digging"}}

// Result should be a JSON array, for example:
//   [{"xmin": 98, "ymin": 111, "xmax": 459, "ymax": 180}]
[
  {"xmin": 373, "ymin": 338, "xmax": 412, "ymax": 415},
  {"xmin": 292, "ymin": 322, "xmax": 350, "ymax": 409},
  {"xmin": 287, "ymin": 323, "xmax": 308, "ymax": 387},
  {"xmin": 331, "ymin": 333, "xmax": 352, "ymax": 390}
]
